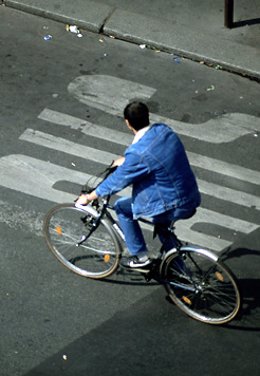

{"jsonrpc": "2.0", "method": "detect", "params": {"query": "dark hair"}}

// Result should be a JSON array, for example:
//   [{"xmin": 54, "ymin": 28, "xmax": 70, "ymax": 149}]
[{"xmin": 123, "ymin": 102, "xmax": 150, "ymax": 131}]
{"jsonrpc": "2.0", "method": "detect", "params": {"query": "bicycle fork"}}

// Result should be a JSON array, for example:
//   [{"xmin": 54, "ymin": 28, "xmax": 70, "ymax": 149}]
[{"xmin": 77, "ymin": 215, "xmax": 102, "ymax": 246}]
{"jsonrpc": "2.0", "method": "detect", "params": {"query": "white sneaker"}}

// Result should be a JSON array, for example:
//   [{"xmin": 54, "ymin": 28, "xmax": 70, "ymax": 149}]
[{"xmin": 121, "ymin": 256, "xmax": 152, "ymax": 268}]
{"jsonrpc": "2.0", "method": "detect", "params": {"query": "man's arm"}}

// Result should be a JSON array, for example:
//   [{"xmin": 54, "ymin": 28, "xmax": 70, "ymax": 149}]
[
  {"xmin": 76, "ymin": 156, "xmax": 125, "ymax": 206},
  {"xmin": 76, "ymin": 152, "xmax": 149, "ymax": 205},
  {"xmin": 95, "ymin": 152, "xmax": 149, "ymax": 197}
]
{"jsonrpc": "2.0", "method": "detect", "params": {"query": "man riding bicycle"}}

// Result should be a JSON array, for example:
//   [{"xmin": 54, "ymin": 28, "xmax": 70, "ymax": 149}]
[{"xmin": 76, "ymin": 101, "xmax": 201, "ymax": 268}]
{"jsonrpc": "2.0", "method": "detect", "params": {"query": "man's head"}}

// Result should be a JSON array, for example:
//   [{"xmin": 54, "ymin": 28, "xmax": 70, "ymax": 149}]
[{"xmin": 124, "ymin": 102, "xmax": 150, "ymax": 132}]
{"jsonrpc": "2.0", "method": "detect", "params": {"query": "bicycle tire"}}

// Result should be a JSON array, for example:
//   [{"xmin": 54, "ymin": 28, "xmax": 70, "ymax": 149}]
[
  {"xmin": 43, "ymin": 203, "xmax": 121, "ymax": 279},
  {"xmin": 162, "ymin": 246, "xmax": 241, "ymax": 325}
]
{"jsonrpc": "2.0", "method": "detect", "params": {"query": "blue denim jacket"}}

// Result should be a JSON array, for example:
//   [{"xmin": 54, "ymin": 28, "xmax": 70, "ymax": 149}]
[{"xmin": 96, "ymin": 123, "xmax": 201, "ymax": 219}]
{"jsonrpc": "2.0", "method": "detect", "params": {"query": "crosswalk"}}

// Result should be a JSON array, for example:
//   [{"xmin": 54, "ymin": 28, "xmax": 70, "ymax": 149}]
[{"xmin": 0, "ymin": 75, "xmax": 259, "ymax": 252}]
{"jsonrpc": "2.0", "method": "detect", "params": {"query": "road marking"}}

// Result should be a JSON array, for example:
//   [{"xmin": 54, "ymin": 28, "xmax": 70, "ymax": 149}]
[
  {"xmin": 1, "ymin": 74, "xmax": 259, "ymax": 253},
  {"xmin": 0, "ymin": 154, "xmax": 258, "ymax": 251},
  {"xmin": 67, "ymin": 74, "xmax": 156, "ymax": 115},
  {"xmin": 0, "ymin": 154, "xmax": 129, "ymax": 203},
  {"xmin": 38, "ymin": 108, "xmax": 132, "ymax": 146},
  {"xmin": 187, "ymin": 152, "xmax": 260, "ymax": 186},
  {"xmin": 20, "ymin": 129, "xmax": 118, "ymax": 165},
  {"xmin": 68, "ymin": 75, "xmax": 260, "ymax": 143},
  {"xmin": 21, "ymin": 128, "xmax": 260, "ymax": 192},
  {"xmin": 0, "ymin": 199, "xmax": 227, "ymax": 253},
  {"xmin": 197, "ymin": 179, "xmax": 259, "ymax": 210}
]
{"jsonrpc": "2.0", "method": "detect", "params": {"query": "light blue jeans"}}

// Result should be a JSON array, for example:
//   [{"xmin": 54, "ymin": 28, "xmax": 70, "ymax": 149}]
[{"xmin": 114, "ymin": 197, "xmax": 196, "ymax": 256}]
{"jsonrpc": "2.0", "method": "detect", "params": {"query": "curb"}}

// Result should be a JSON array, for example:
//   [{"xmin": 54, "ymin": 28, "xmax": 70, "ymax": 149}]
[
  {"xmin": 2, "ymin": 0, "xmax": 260, "ymax": 80},
  {"xmin": 3, "ymin": 0, "xmax": 112, "ymax": 32},
  {"xmin": 103, "ymin": 9, "xmax": 260, "ymax": 81}
]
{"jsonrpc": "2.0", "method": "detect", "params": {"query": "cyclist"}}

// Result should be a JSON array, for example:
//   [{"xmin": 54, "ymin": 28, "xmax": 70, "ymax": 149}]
[{"xmin": 76, "ymin": 101, "xmax": 201, "ymax": 268}]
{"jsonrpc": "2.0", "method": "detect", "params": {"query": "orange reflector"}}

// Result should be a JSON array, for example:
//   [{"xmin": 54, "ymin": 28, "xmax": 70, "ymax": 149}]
[
  {"xmin": 215, "ymin": 271, "xmax": 224, "ymax": 282},
  {"xmin": 182, "ymin": 296, "xmax": 192, "ymax": 305},
  {"xmin": 104, "ymin": 254, "xmax": 110, "ymax": 263},
  {"xmin": 55, "ymin": 226, "xmax": 62, "ymax": 235}
]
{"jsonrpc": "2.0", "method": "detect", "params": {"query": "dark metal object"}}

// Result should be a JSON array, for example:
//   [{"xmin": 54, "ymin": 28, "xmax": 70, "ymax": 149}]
[{"xmin": 225, "ymin": 0, "xmax": 234, "ymax": 28}]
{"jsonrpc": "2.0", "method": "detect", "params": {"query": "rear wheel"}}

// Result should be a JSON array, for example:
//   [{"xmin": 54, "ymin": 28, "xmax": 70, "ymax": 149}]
[
  {"xmin": 43, "ymin": 203, "xmax": 121, "ymax": 279},
  {"xmin": 162, "ymin": 246, "xmax": 241, "ymax": 324}
]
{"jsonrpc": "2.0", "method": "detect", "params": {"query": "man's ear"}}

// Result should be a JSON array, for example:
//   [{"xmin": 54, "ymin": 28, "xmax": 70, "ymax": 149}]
[{"xmin": 125, "ymin": 119, "xmax": 136, "ymax": 134}]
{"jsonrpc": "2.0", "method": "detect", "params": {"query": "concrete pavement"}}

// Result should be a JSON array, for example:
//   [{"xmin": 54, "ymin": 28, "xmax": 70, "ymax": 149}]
[{"xmin": 2, "ymin": 0, "xmax": 260, "ymax": 80}]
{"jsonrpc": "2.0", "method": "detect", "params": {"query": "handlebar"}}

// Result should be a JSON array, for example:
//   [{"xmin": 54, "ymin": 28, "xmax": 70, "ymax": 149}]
[{"xmin": 81, "ymin": 162, "xmax": 117, "ymax": 193}]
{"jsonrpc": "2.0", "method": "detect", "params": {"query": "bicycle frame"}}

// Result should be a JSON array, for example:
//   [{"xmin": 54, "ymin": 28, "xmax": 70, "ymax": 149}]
[{"xmin": 75, "ymin": 197, "xmax": 184, "ymax": 280}]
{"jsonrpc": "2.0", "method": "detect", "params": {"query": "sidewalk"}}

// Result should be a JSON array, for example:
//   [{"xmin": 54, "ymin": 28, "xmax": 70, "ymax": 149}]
[{"xmin": 3, "ymin": 0, "xmax": 260, "ymax": 79}]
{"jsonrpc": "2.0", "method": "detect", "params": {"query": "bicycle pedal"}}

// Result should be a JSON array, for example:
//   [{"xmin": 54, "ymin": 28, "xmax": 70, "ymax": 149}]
[
  {"xmin": 121, "ymin": 264, "xmax": 151, "ymax": 274},
  {"xmin": 133, "ymin": 267, "xmax": 150, "ymax": 274}
]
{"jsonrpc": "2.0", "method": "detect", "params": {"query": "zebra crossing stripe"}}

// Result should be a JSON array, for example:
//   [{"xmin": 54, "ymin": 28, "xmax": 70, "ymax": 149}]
[
  {"xmin": 197, "ymin": 179, "xmax": 259, "ymax": 210},
  {"xmin": 20, "ymin": 128, "xmax": 260, "ymax": 210},
  {"xmin": 0, "ymin": 154, "xmax": 258, "ymax": 251},
  {"xmin": 17, "ymin": 127, "xmax": 260, "ymax": 250},
  {"xmin": 38, "ymin": 108, "xmax": 133, "ymax": 146},
  {"xmin": 38, "ymin": 109, "xmax": 260, "ymax": 186}
]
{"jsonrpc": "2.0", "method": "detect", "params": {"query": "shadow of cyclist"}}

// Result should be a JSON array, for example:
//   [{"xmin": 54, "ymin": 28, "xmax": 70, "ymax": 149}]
[{"xmin": 220, "ymin": 247, "xmax": 260, "ymax": 331}]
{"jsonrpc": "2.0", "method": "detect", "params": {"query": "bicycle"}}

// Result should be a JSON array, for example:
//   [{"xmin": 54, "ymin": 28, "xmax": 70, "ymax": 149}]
[{"xmin": 43, "ymin": 167, "xmax": 241, "ymax": 325}]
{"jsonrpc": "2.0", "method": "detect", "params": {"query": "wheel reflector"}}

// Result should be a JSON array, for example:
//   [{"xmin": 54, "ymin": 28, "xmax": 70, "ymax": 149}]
[
  {"xmin": 182, "ymin": 296, "xmax": 192, "ymax": 305},
  {"xmin": 55, "ymin": 226, "xmax": 62, "ymax": 235},
  {"xmin": 104, "ymin": 254, "xmax": 111, "ymax": 263},
  {"xmin": 215, "ymin": 271, "xmax": 224, "ymax": 282}
]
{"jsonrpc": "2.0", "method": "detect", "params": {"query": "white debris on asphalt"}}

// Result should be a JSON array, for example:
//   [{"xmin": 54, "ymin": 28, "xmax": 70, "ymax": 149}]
[{"xmin": 66, "ymin": 24, "xmax": 83, "ymax": 37}]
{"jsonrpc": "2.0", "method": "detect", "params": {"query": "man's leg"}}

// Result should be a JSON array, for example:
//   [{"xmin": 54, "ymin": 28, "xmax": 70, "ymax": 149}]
[
  {"xmin": 153, "ymin": 206, "xmax": 196, "ymax": 274},
  {"xmin": 114, "ymin": 197, "xmax": 147, "ymax": 256},
  {"xmin": 153, "ymin": 206, "xmax": 196, "ymax": 251},
  {"xmin": 154, "ymin": 222, "xmax": 180, "ymax": 251}
]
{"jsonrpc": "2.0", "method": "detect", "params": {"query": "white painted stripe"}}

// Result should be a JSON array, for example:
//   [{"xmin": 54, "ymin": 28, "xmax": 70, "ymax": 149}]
[
  {"xmin": 38, "ymin": 110, "xmax": 260, "ymax": 185},
  {"xmin": 67, "ymin": 74, "xmax": 156, "ymax": 115},
  {"xmin": 67, "ymin": 74, "xmax": 260, "ymax": 143},
  {"xmin": 190, "ymin": 207, "xmax": 258, "ymax": 234},
  {"xmin": 187, "ymin": 151, "xmax": 260, "ymax": 185},
  {"xmin": 173, "ymin": 224, "xmax": 230, "ymax": 251},
  {"xmin": 150, "ymin": 112, "xmax": 260, "ymax": 144},
  {"xmin": 20, "ymin": 128, "xmax": 118, "ymax": 164},
  {"xmin": 38, "ymin": 109, "xmax": 132, "ymax": 146},
  {"xmin": 197, "ymin": 179, "xmax": 260, "ymax": 210},
  {"xmin": 20, "ymin": 129, "xmax": 260, "ymax": 209},
  {"xmin": 0, "ymin": 154, "xmax": 130, "ymax": 204},
  {"xmin": 2, "ymin": 151, "xmax": 258, "ymax": 252},
  {"xmin": 0, "ymin": 155, "xmax": 230, "ymax": 252}
]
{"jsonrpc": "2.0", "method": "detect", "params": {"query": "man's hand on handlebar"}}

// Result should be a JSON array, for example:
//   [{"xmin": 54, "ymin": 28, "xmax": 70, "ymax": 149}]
[
  {"xmin": 76, "ymin": 158, "xmax": 122, "ymax": 206},
  {"xmin": 76, "ymin": 191, "xmax": 98, "ymax": 206},
  {"xmin": 111, "ymin": 156, "xmax": 125, "ymax": 167}
]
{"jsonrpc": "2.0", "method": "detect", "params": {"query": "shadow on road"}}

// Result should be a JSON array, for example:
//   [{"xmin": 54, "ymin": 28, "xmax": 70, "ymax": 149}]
[
  {"xmin": 103, "ymin": 266, "xmax": 158, "ymax": 286},
  {"xmin": 101, "ymin": 247, "xmax": 260, "ymax": 330},
  {"xmin": 233, "ymin": 17, "xmax": 260, "ymax": 27},
  {"xmin": 221, "ymin": 247, "xmax": 260, "ymax": 331}
]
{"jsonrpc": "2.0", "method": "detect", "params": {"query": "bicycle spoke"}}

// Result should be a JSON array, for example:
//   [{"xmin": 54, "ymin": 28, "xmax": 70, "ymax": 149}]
[
  {"xmin": 163, "ymin": 249, "xmax": 240, "ymax": 324},
  {"xmin": 43, "ymin": 204, "xmax": 120, "ymax": 278}
]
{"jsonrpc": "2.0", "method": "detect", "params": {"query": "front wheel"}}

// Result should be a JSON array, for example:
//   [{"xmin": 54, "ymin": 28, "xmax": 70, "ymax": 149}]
[
  {"xmin": 162, "ymin": 246, "xmax": 241, "ymax": 324},
  {"xmin": 43, "ymin": 203, "xmax": 121, "ymax": 279}
]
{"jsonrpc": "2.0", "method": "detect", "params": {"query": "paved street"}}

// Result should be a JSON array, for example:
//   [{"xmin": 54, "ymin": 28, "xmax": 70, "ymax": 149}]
[{"xmin": 0, "ymin": 7, "xmax": 260, "ymax": 376}]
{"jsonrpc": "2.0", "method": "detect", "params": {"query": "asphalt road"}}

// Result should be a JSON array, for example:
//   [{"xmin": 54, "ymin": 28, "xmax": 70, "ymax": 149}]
[{"xmin": 0, "ymin": 7, "xmax": 259, "ymax": 376}]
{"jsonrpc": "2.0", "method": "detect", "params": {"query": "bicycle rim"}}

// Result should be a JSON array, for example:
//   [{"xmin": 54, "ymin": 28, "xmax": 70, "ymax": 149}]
[
  {"xmin": 43, "ymin": 203, "xmax": 121, "ymax": 279},
  {"xmin": 163, "ymin": 247, "xmax": 241, "ymax": 324}
]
